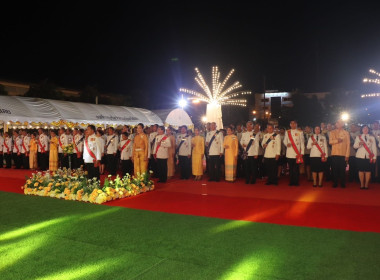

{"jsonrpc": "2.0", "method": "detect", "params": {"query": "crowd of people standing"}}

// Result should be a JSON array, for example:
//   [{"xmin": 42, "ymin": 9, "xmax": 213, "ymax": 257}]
[{"xmin": 1, "ymin": 118, "xmax": 380, "ymax": 190}]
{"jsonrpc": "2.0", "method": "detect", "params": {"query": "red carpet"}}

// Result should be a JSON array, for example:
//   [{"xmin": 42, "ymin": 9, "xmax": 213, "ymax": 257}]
[{"xmin": 1, "ymin": 168, "xmax": 380, "ymax": 233}]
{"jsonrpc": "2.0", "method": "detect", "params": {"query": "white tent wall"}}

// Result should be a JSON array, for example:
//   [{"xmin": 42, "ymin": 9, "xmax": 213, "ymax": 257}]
[{"xmin": 0, "ymin": 96, "xmax": 162, "ymax": 128}]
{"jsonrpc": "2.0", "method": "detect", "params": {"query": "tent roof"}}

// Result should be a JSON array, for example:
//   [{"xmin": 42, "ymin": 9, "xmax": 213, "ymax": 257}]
[
  {"xmin": 164, "ymin": 108, "xmax": 193, "ymax": 128},
  {"xmin": 0, "ymin": 96, "xmax": 162, "ymax": 126}
]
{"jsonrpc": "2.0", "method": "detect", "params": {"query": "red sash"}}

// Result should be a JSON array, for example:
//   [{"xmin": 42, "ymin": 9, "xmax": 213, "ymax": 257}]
[
  {"xmin": 58, "ymin": 136, "xmax": 64, "ymax": 150},
  {"xmin": 85, "ymin": 139, "xmax": 97, "ymax": 163},
  {"xmin": 120, "ymin": 140, "xmax": 131, "ymax": 153},
  {"xmin": 287, "ymin": 130, "xmax": 303, "ymax": 164},
  {"xmin": 311, "ymin": 135, "xmax": 326, "ymax": 162},
  {"xmin": 14, "ymin": 138, "xmax": 20, "ymax": 154},
  {"xmin": 359, "ymin": 135, "xmax": 375, "ymax": 163},
  {"xmin": 22, "ymin": 137, "xmax": 28, "ymax": 155},
  {"xmin": 154, "ymin": 136, "xmax": 167, "ymax": 159},
  {"xmin": 4, "ymin": 140, "xmax": 10, "ymax": 153},
  {"xmin": 38, "ymin": 137, "xmax": 46, "ymax": 153}
]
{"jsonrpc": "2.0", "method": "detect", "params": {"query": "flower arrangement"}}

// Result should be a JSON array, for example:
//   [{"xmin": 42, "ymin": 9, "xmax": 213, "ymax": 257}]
[
  {"xmin": 63, "ymin": 143, "xmax": 74, "ymax": 154},
  {"xmin": 22, "ymin": 167, "xmax": 154, "ymax": 204}
]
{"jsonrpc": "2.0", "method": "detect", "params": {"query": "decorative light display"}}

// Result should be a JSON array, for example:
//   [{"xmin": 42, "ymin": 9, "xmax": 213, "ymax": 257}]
[
  {"xmin": 363, "ymin": 69, "xmax": 380, "ymax": 84},
  {"xmin": 179, "ymin": 66, "xmax": 251, "ymax": 107}
]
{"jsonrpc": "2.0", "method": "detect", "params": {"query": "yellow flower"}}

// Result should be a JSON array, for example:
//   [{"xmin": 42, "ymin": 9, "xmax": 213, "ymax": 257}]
[
  {"xmin": 55, "ymin": 183, "xmax": 61, "ymax": 187},
  {"xmin": 48, "ymin": 182, "xmax": 53, "ymax": 187},
  {"xmin": 34, "ymin": 182, "xmax": 39, "ymax": 187},
  {"xmin": 27, "ymin": 180, "xmax": 31, "ymax": 184}
]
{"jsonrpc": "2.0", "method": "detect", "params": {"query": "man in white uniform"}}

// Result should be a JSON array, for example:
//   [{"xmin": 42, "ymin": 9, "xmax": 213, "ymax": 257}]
[
  {"xmin": 206, "ymin": 122, "xmax": 224, "ymax": 182},
  {"xmin": 262, "ymin": 124, "xmax": 281, "ymax": 185},
  {"xmin": 176, "ymin": 125, "xmax": 192, "ymax": 180},
  {"xmin": 83, "ymin": 125, "xmax": 102, "ymax": 180},
  {"xmin": 240, "ymin": 121, "xmax": 260, "ymax": 184},
  {"xmin": 153, "ymin": 126, "xmax": 172, "ymax": 183}
]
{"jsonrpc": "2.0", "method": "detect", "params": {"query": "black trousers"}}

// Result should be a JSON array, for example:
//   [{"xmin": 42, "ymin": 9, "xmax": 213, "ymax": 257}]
[
  {"xmin": 149, "ymin": 156, "xmax": 158, "ymax": 176},
  {"xmin": 179, "ymin": 155, "xmax": 191, "ymax": 179},
  {"xmin": 348, "ymin": 156, "xmax": 359, "ymax": 182},
  {"xmin": 13, "ymin": 153, "xmax": 22, "ymax": 169},
  {"xmin": 244, "ymin": 156, "xmax": 257, "ymax": 184},
  {"xmin": 287, "ymin": 158, "xmax": 300, "ymax": 185},
  {"xmin": 257, "ymin": 155, "xmax": 264, "ymax": 178},
  {"xmin": 38, "ymin": 152, "xmax": 48, "ymax": 171},
  {"xmin": 86, "ymin": 163, "xmax": 100, "ymax": 181},
  {"xmin": 106, "ymin": 154, "xmax": 117, "ymax": 175},
  {"xmin": 121, "ymin": 159, "xmax": 133, "ymax": 176},
  {"xmin": 264, "ymin": 158, "xmax": 278, "ymax": 184},
  {"xmin": 324, "ymin": 156, "xmax": 332, "ymax": 181},
  {"xmin": 208, "ymin": 155, "xmax": 221, "ymax": 181},
  {"xmin": 0, "ymin": 153, "xmax": 3, "ymax": 168},
  {"xmin": 72, "ymin": 154, "xmax": 84, "ymax": 169},
  {"xmin": 156, "ymin": 158, "xmax": 168, "ymax": 182},
  {"xmin": 237, "ymin": 156, "xmax": 244, "ymax": 178},
  {"xmin": 331, "ymin": 156, "xmax": 346, "ymax": 187},
  {"xmin": 4, "ymin": 153, "xmax": 12, "ymax": 168},
  {"xmin": 59, "ymin": 153, "xmax": 70, "ymax": 169},
  {"xmin": 22, "ymin": 154, "xmax": 29, "ymax": 169}
]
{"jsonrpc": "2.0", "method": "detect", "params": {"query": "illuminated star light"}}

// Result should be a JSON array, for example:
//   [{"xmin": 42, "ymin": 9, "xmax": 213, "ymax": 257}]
[
  {"xmin": 179, "ymin": 66, "xmax": 251, "ymax": 107},
  {"xmin": 363, "ymin": 69, "xmax": 380, "ymax": 84}
]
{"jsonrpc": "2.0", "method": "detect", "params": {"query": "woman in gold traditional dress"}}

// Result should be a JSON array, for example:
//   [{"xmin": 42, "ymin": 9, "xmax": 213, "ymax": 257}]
[
  {"xmin": 29, "ymin": 132, "xmax": 38, "ymax": 170},
  {"xmin": 166, "ymin": 126, "xmax": 176, "ymax": 179},
  {"xmin": 223, "ymin": 127, "xmax": 239, "ymax": 182},
  {"xmin": 191, "ymin": 127, "xmax": 205, "ymax": 180},
  {"xmin": 49, "ymin": 130, "xmax": 59, "ymax": 171},
  {"xmin": 132, "ymin": 123, "xmax": 149, "ymax": 176}
]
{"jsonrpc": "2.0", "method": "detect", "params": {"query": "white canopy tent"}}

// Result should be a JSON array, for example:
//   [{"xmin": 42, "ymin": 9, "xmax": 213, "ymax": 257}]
[
  {"xmin": 0, "ymin": 96, "xmax": 162, "ymax": 130},
  {"xmin": 164, "ymin": 108, "xmax": 194, "ymax": 129}
]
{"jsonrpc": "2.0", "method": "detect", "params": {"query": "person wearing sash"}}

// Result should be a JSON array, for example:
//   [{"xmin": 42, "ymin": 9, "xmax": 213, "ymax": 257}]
[
  {"xmin": 370, "ymin": 121, "xmax": 380, "ymax": 182},
  {"xmin": 148, "ymin": 124, "xmax": 158, "ymax": 177},
  {"xmin": 49, "ymin": 130, "xmax": 59, "ymax": 171},
  {"xmin": 323, "ymin": 123, "xmax": 334, "ymax": 182},
  {"xmin": 3, "ymin": 132, "xmax": 13, "ymax": 168},
  {"xmin": 240, "ymin": 121, "xmax": 260, "ymax": 184},
  {"xmin": 191, "ymin": 127, "xmax": 205, "ymax": 181},
  {"xmin": 176, "ymin": 125, "xmax": 192, "ymax": 180},
  {"xmin": 21, "ymin": 130, "xmax": 30, "ymax": 169},
  {"xmin": 307, "ymin": 126, "xmax": 328, "ymax": 187},
  {"xmin": 0, "ymin": 132, "xmax": 3, "ymax": 168},
  {"xmin": 254, "ymin": 123, "xmax": 265, "ymax": 179},
  {"xmin": 132, "ymin": 123, "xmax": 149, "ymax": 176},
  {"xmin": 235, "ymin": 124, "xmax": 244, "ymax": 178},
  {"xmin": 66, "ymin": 128, "xmax": 74, "ymax": 169},
  {"xmin": 72, "ymin": 128, "xmax": 84, "ymax": 169},
  {"xmin": 353, "ymin": 125, "xmax": 377, "ymax": 190},
  {"xmin": 262, "ymin": 124, "xmax": 281, "ymax": 185},
  {"xmin": 29, "ymin": 132, "xmax": 38, "ymax": 170},
  {"xmin": 37, "ymin": 128, "xmax": 49, "ymax": 171},
  {"xmin": 348, "ymin": 124, "xmax": 360, "ymax": 183},
  {"xmin": 206, "ymin": 122, "xmax": 224, "ymax": 182},
  {"xmin": 83, "ymin": 125, "xmax": 102, "ymax": 180},
  {"xmin": 166, "ymin": 126, "xmax": 176, "ymax": 179},
  {"xmin": 105, "ymin": 127, "xmax": 119, "ymax": 176},
  {"xmin": 277, "ymin": 127, "xmax": 287, "ymax": 178},
  {"xmin": 119, "ymin": 132, "xmax": 133, "ymax": 176},
  {"xmin": 329, "ymin": 119, "xmax": 350, "ymax": 188},
  {"xmin": 95, "ymin": 129, "xmax": 106, "ymax": 175},
  {"xmin": 13, "ymin": 130, "xmax": 23, "ymax": 169},
  {"xmin": 153, "ymin": 126, "xmax": 171, "ymax": 183},
  {"xmin": 303, "ymin": 126, "xmax": 313, "ymax": 181},
  {"xmin": 223, "ymin": 127, "xmax": 239, "ymax": 182},
  {"xmin": 283, "ymin": 120, "xmax": 305, "ymax": 186},
  {"xmin": 58, "ymin": 127, "xmax": 69, "ymax": 169}
]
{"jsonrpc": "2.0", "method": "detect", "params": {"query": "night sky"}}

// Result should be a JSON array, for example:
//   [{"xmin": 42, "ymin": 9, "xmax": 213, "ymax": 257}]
[{"xmin": 1, "ymin": 2, "xmax": 380, "ymax": 108}]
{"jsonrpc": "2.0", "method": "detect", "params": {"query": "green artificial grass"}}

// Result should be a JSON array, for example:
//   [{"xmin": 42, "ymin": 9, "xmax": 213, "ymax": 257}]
[{"xmin": 1, "ymin": 191, "xmax": 380, "ymax": 280}]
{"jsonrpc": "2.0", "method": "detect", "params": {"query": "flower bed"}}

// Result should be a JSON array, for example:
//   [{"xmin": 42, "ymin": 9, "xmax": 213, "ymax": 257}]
[{"xmin": 22, "ymin": 168, "xmax": 154, "ymax": 204}]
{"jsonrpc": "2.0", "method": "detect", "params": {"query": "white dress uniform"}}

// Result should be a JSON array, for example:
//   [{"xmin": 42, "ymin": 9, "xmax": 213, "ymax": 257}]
[
  {"xmin": 105, "ymin": 134, "xmax": 119, "ymax": 155},
  {"xmin": 74, "ymin": 134, "xmax": 84, "ymax": 153},
  {"xmin": 240, "ymin": 131, "xmax": 259, "ymax": 157},
  {"xmin": 38, "ymin": 133, "xmax": 49, "ymax": 153},
  {"xmin": 176, "ymin": 133, "xmax": 192, "ymax": 156},
  {"xmin": 262, "ymin": 132, "xmax": 281, "ymax": 184},
  {"xmin": 154, "ymin": 134, "xmax": 172, "ymax": 159},
  {"xmin": 255, "ymin": 131, "xmax": 264, "ymax": 156},
  {"xmin": 283, "ymin": 129, "xmax": 305, "ymax": 158},
  {"xmin": 353, "ymin": 134, "xmax": 377, "ymax": 159},
  {"xmin": 13, "ymin": 136, "xmax": 22, "ymax": 154},
  {"xmin": 149, "ymin": 132, "xmax": 158, "ymax": 157},
  {"xmin": 21, "ymin": 135, "xmax": 31, "ymax": 154},
  {"xmin": 83, "ymin": 133, "xmax": 102, "ymax": 180},
  {"xmin": 205, "ymin": 130, "xmax": 223, "ymax": 156},
  {"xmin": 262, "ymin": 133, "xmax": 281, "ymax": 158},
  {"xmin": 350, "ymin": 132, "xmax": 360, "ymax": 157},
  {"xmin": 58, "ymin": 134, "xmax": 69, "ymax": 153},
  {"xmin": 176, "ymin": 133, "xmax": 192, "ymax": 180},
  {"xmin": 306, "ymin": 134, "xmax": 328, "ymax": 158},
  {"xmin": 119, "ymin": 139, "xmax": 133, "ymax": 160}
]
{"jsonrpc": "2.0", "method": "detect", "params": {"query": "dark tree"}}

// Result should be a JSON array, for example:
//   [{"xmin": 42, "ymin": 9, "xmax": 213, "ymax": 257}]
[
  {"xmin": 24, "ymin": 80, "xmax": 64, "ymax": 100},
  {"xmin": 79, "ymin": 85, "xmax": 100, "ymax": 104}
]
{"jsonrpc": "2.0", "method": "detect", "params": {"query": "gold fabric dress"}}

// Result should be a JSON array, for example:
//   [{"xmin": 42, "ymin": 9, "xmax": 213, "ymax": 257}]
[
  {"xmin": 49, "ymin": 136, "xmax": 59, "ymax": 171},
  {"xmin": 132, "ymin": 133, "xmax": 149, "ymax": 176},
  {"xmin": 223, "ymin": 134, "xmax": 239, "ymax": 181},
  {"xmin": 167, "ymin": 135, "xmax": 176, "ymax": 177},
  {"xmin": 29, "ymin": 138, "xmax": 38, "ymax": 169},
  {"xmin": 191, "ymin": 135, "xmax": 205, "ymax": 176}
]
